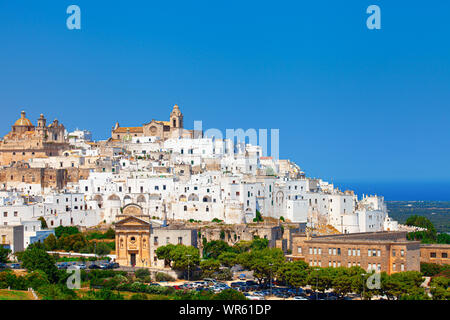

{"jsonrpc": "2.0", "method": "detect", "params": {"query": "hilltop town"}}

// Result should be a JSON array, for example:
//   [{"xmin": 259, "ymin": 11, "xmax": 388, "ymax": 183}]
[{"xmin": 0, "ymin": 106, "xmax": 448, "ymax": 279}]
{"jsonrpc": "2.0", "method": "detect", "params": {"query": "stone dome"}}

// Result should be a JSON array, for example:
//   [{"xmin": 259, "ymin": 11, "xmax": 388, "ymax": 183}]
[{"xmin": 14, "ymin": 111, "xmax": 34, "ymax": 127}]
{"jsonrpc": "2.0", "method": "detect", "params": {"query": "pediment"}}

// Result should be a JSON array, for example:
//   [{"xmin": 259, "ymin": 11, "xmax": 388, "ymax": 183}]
[{"xmin": 116, "ymin": 215, "xmax": 150, "ymax": 227}]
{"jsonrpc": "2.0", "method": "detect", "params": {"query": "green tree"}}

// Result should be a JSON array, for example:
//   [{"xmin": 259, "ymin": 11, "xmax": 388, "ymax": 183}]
[
  {"xmin": 237, "ymin": 248, "xmax": 284, "ymax": 285},
  {"xmin": 200, "ymin": 259, "xmax": 221, "ymax": 278},
  {"xmin": 25, "ymin": 270, "xmax": 50, "ymax": 290},
  {"xmin": 218, "ymin": 252, "xmax": 238, "ymax": 268},
  {"xmin": 250, "ymin": 238, "xmax": 269, "ymax": 251},
  {"xmin": 43, "ymin": 234, "xmax": 57, "ymax": 251},
  {"xmin": 155, "ymin": 244, "xmax": 177, "ymax": 267},
  {"xmin": 0, "ymin": 245, "xmax": 11, "ymax": 263},
  {"xmin": 203, "ymin": 240, "xmax": 232, "ymax": 259},
  {"xmin": 306, "ymin": 268, "xmax": 334, "ymax": 294},
  {"xmin": 94, "ymin": 242, "xmax": 111, "ymax": 256},
  {"xmin": 277, "ymin": 260, "xmax": 309, "ymax": 291},
  {"xmin": 429, "ymin": 276, "xmax": 450, "ymax": 300},
  {"xmin": 38, "ymin": 217, "xmax": 48, "ymax": 229},
  {"xmin": 253, "ymin": 210, "xmax": 263, "ymax": 222},
  {"xmin": 21, "ymin": 247, "xmax": 59, "ymax": 282},
  {"xmin": 212, "ymin": 288, "xmax": 247, "ymax": 300},
  {"xmin": 54, "ymin": 226, "xmax": 80, "ymax": 239}
]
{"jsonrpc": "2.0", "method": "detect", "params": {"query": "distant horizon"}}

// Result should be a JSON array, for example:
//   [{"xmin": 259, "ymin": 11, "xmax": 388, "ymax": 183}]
[{"xmin": 333, "ymin": 180, "xmax": 450, "ymax": 202}]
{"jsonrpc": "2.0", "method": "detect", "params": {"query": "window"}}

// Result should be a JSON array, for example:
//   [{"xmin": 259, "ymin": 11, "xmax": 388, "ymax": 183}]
[
  {"xmin": 154, "ymin": 237, "xmax": 158, "ymax": 245},
  {"xmin": 393, "ymin": 263, "xmax": 396, "ymax": 271},
  {"xmin": 400, "ymin": 249, "xmax": 404, "ymax": 257},
  {"xmin": 337, "ymin": 248, "xmax": 341, "ymax": 255},
  {"xmin": 430, "ymin": 252, "xmax": 437, "ymax": 258},
  {"xmin": 178, "ymin": 237, "xmax": 183, "ymax": 245},
  {"xmin": 392, "ymin": 249, "xmax": 396, "ymax": 257},
  {"xmin": 368, "ymin": 249, "xmax": 371, "ymax": 257},
  {"xmin": 3, "ymin": 212, "xmax": 6, "ymax": 217},
  {"xmin": 314, "ymin": 248, "xmax": 317, "ymax": 255},
  {"xmin": 14, "ymin": 212, "xmax": 17, "ymax": 217},
  {"xmin": 297, "ymin": 247, "xmax": 302, "ymax": 254},
  {"xmin": 333, "ymin": 248, "xmax": 336, "ymax": 255},
  {"xmin": 442, "ymin": 252, "xmax": 448, "ymax": 258},
  {"xmin": 318, "ymin": 248, "xmax": 322, "ymax": 255},
  {"xmin": 166, "ymin": 237, "xmax": 170, "ymax": 245},
  {"xmin": 377, "ymin": 264, "xmax": 381, "ymax": 271},
  {"xmin": 328, "ymin": 248, "xmax": 332, "ymax": 255},
  {"xmin": 401, "ymin": 264, "xmax": 405, "ymax": 271},
  {"xmin": 377, "ymin": 250, "xmax": 381, "ymax": 257},
  {"xmin": 309, "ymin": 247, "xmax": 313, "ymax": 255}
]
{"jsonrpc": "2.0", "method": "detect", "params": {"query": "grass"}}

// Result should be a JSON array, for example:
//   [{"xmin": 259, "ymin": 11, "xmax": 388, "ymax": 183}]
[{"xmin": 0, "ymin": 289, "xmax": 34, "ymax": 300}]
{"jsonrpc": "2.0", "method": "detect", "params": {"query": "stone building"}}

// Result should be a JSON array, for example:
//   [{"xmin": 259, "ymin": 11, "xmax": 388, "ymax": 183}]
[
  {"xmin": 287, "ymin": 231, "xmax": 421, "ymax": 275},
  {"xmin": 111, "ymin": 105, "xmax": 195, "ymax": 141},
  {"xmin": 0, "ymin": 162, "xmax": 90, "ymax": 192},
  {"xmin": 0, "ymin": 111, "xmax": 69, "ymax": 166},
  {"xmin": 0, "ymin": 224, "xmax": 24, "ymax": 253},
  {"xmin": 420, "ymin": 244, "xmax": 450, "ymax": 265},
  {"xmin": 115, "ymin": 203, "xmax": 198, "ymax": 268}
]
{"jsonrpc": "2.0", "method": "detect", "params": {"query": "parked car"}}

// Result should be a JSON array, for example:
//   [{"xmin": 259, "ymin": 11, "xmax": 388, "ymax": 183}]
[
  {"xmin": 89, "ymin": 264, "xmax": 100, "ymax": 269},
  {"xmin": 0, "ymin": 263, "xmax": 8, "ymax": 269},
  {"xmin": 10, "ymin": 263, "xmax": 21, "ymax": 269},
  {"xmin": 293, "ymin": 296, "xmax": 308, "ymax": 300},
  {"xmin": 109, "ymin": 262, "xmax": 120, "ymax": 269}
]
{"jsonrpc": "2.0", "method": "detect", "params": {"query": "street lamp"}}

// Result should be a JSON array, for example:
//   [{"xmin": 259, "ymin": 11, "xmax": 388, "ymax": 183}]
[
  {"xmin": 314, "ymin": 267, "xmax": 320, "ymax": 300},
  {"xmin": 186, "ymin": 254, "xmax": 191, "ymax": 282},
  {"xmin": 269, "ymin": 263, "xmax": 273, "ymax": 296},
  {"xmin": 361, "ymin": 273, "xmax": 367, "ymax": 300}
]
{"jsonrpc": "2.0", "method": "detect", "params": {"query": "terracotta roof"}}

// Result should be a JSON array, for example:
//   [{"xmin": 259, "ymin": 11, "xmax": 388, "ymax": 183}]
[{"xmin": 113, "ymin": 127, "xmax": 143, "ymax": 133}]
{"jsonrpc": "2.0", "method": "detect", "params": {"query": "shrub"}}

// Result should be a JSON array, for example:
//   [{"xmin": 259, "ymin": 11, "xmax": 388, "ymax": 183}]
[{"xmin": 155, "ymin": 272, "xmax": 175, "ymax": 282}]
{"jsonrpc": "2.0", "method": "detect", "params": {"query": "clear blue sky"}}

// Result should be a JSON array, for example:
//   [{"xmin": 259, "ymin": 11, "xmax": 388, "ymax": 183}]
[{"xmin": 0, "ymin": 1, "xmax": 449, "ymax": 189}]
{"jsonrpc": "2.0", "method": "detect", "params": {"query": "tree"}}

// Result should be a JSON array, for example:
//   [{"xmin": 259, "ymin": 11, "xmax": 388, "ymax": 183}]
[
  {"xmin": 429, "ymin": 276, "xmax": 450, "ymax": 300},
  {"xmin": 253, "ymin": 210, "xmax": 263, "ymax": 222},
  {"xmin": 156, "ymin": 244, "xmax": 177, "ymax": 268},
  {"xmin": 156, "ymin": 244, "xmax": 200, "ymax": 278},
  {"xmin": 203, "ymin": 240, "xmax": 233, "ymax": 259},
  {"xmin": 21, "ymin": 247, "xmax": 59, "ymax": 282},
  {"xmin": 306, "ymin": 268, "xmax": 334, "ymax": 294},
  {"xmin": 43, "ymin": 234, "xmax": 57, "ymax": 251},
  {"xmin": 0, "ymin": 245, "xmax": 11, "ymax": 263},
  {"xmin": 54, "ymin": 226, "xmax": 80, "ymax": 239},
  {"xmin": 38, "ymin": 217, "xmax": 48, "ymax": 229},
  {"xmin": 95, "ymin": 242, "xmax": 111, "ymax": 256},
  {"xmin": 237, "ymin": 248, "xmax": 284, "ymax": 285},
  {"xmin": 218, "ymin": 252, "xmax": 238, "ymax": 268},
  {"xmin": 250, "ymin": 238, "xmax": 269, "ymax": 251},
  {"xmin": 25, "ymin": 270, "xmax": 50, "ymax": 290},
  {"xmin": 421, "ymin": 262, "xmax": 449, "ymax": 277},
  {"xmin": 212, "ymin": 289, "xmax": 247, "ymax": 300},
  {"xmin": 277, "ymin": 260, "xmax": 309, "ymax": 291},
  {"xmin": 200, "ymin": 259, "xmax": 221, "ymax": 278},
  {"xmin": 104, "ymin": 228, "xmax": 115, "ymax": 239}
]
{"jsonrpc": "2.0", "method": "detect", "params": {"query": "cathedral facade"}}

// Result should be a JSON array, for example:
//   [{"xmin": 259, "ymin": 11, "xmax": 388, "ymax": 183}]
[
  {"xmin": 0, "ymin": 111, "xmax": 69, "ymax": 166},
  {"xmin": 110, "ymin": 104, "xmax": 194, "ymax": 141}
]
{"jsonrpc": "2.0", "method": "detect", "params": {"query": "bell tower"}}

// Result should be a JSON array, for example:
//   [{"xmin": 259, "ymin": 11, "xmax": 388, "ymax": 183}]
[{"xmin": 170, "ymin": 104, "xmax": 183, "ymax": 128}]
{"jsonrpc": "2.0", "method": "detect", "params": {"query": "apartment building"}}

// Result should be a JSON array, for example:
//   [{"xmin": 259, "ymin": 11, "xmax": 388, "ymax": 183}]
[{"xmin": 288, "ymin": 231, "xmax": 421, "ymax": 274}]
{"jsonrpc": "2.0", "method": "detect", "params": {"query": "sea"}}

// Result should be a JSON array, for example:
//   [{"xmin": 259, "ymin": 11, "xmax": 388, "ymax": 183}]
[{"xmin": 332, "ymin": 181, "xmax": 450, "ymax": 202}]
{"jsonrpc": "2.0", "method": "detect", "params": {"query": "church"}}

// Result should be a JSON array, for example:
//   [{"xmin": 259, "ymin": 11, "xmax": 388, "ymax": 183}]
[
  {"xmin": 0, "ymin": 111, "xmax": 69, "ymax": 166},
  {"xmin": 110, "ymin": 104, "xmax": 195, "ymax": 141}
]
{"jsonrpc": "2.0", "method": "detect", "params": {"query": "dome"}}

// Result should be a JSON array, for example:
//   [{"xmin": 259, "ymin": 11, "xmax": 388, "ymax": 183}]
[{"xmin": 14, "ymin": 111, "xmax": 34, "ymax": 127}]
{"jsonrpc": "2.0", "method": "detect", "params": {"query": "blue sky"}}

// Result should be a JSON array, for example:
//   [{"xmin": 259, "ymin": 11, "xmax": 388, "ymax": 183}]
[{"xmin": 0, "ymin": 1, "xmax": 449, "ymax": 191}]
